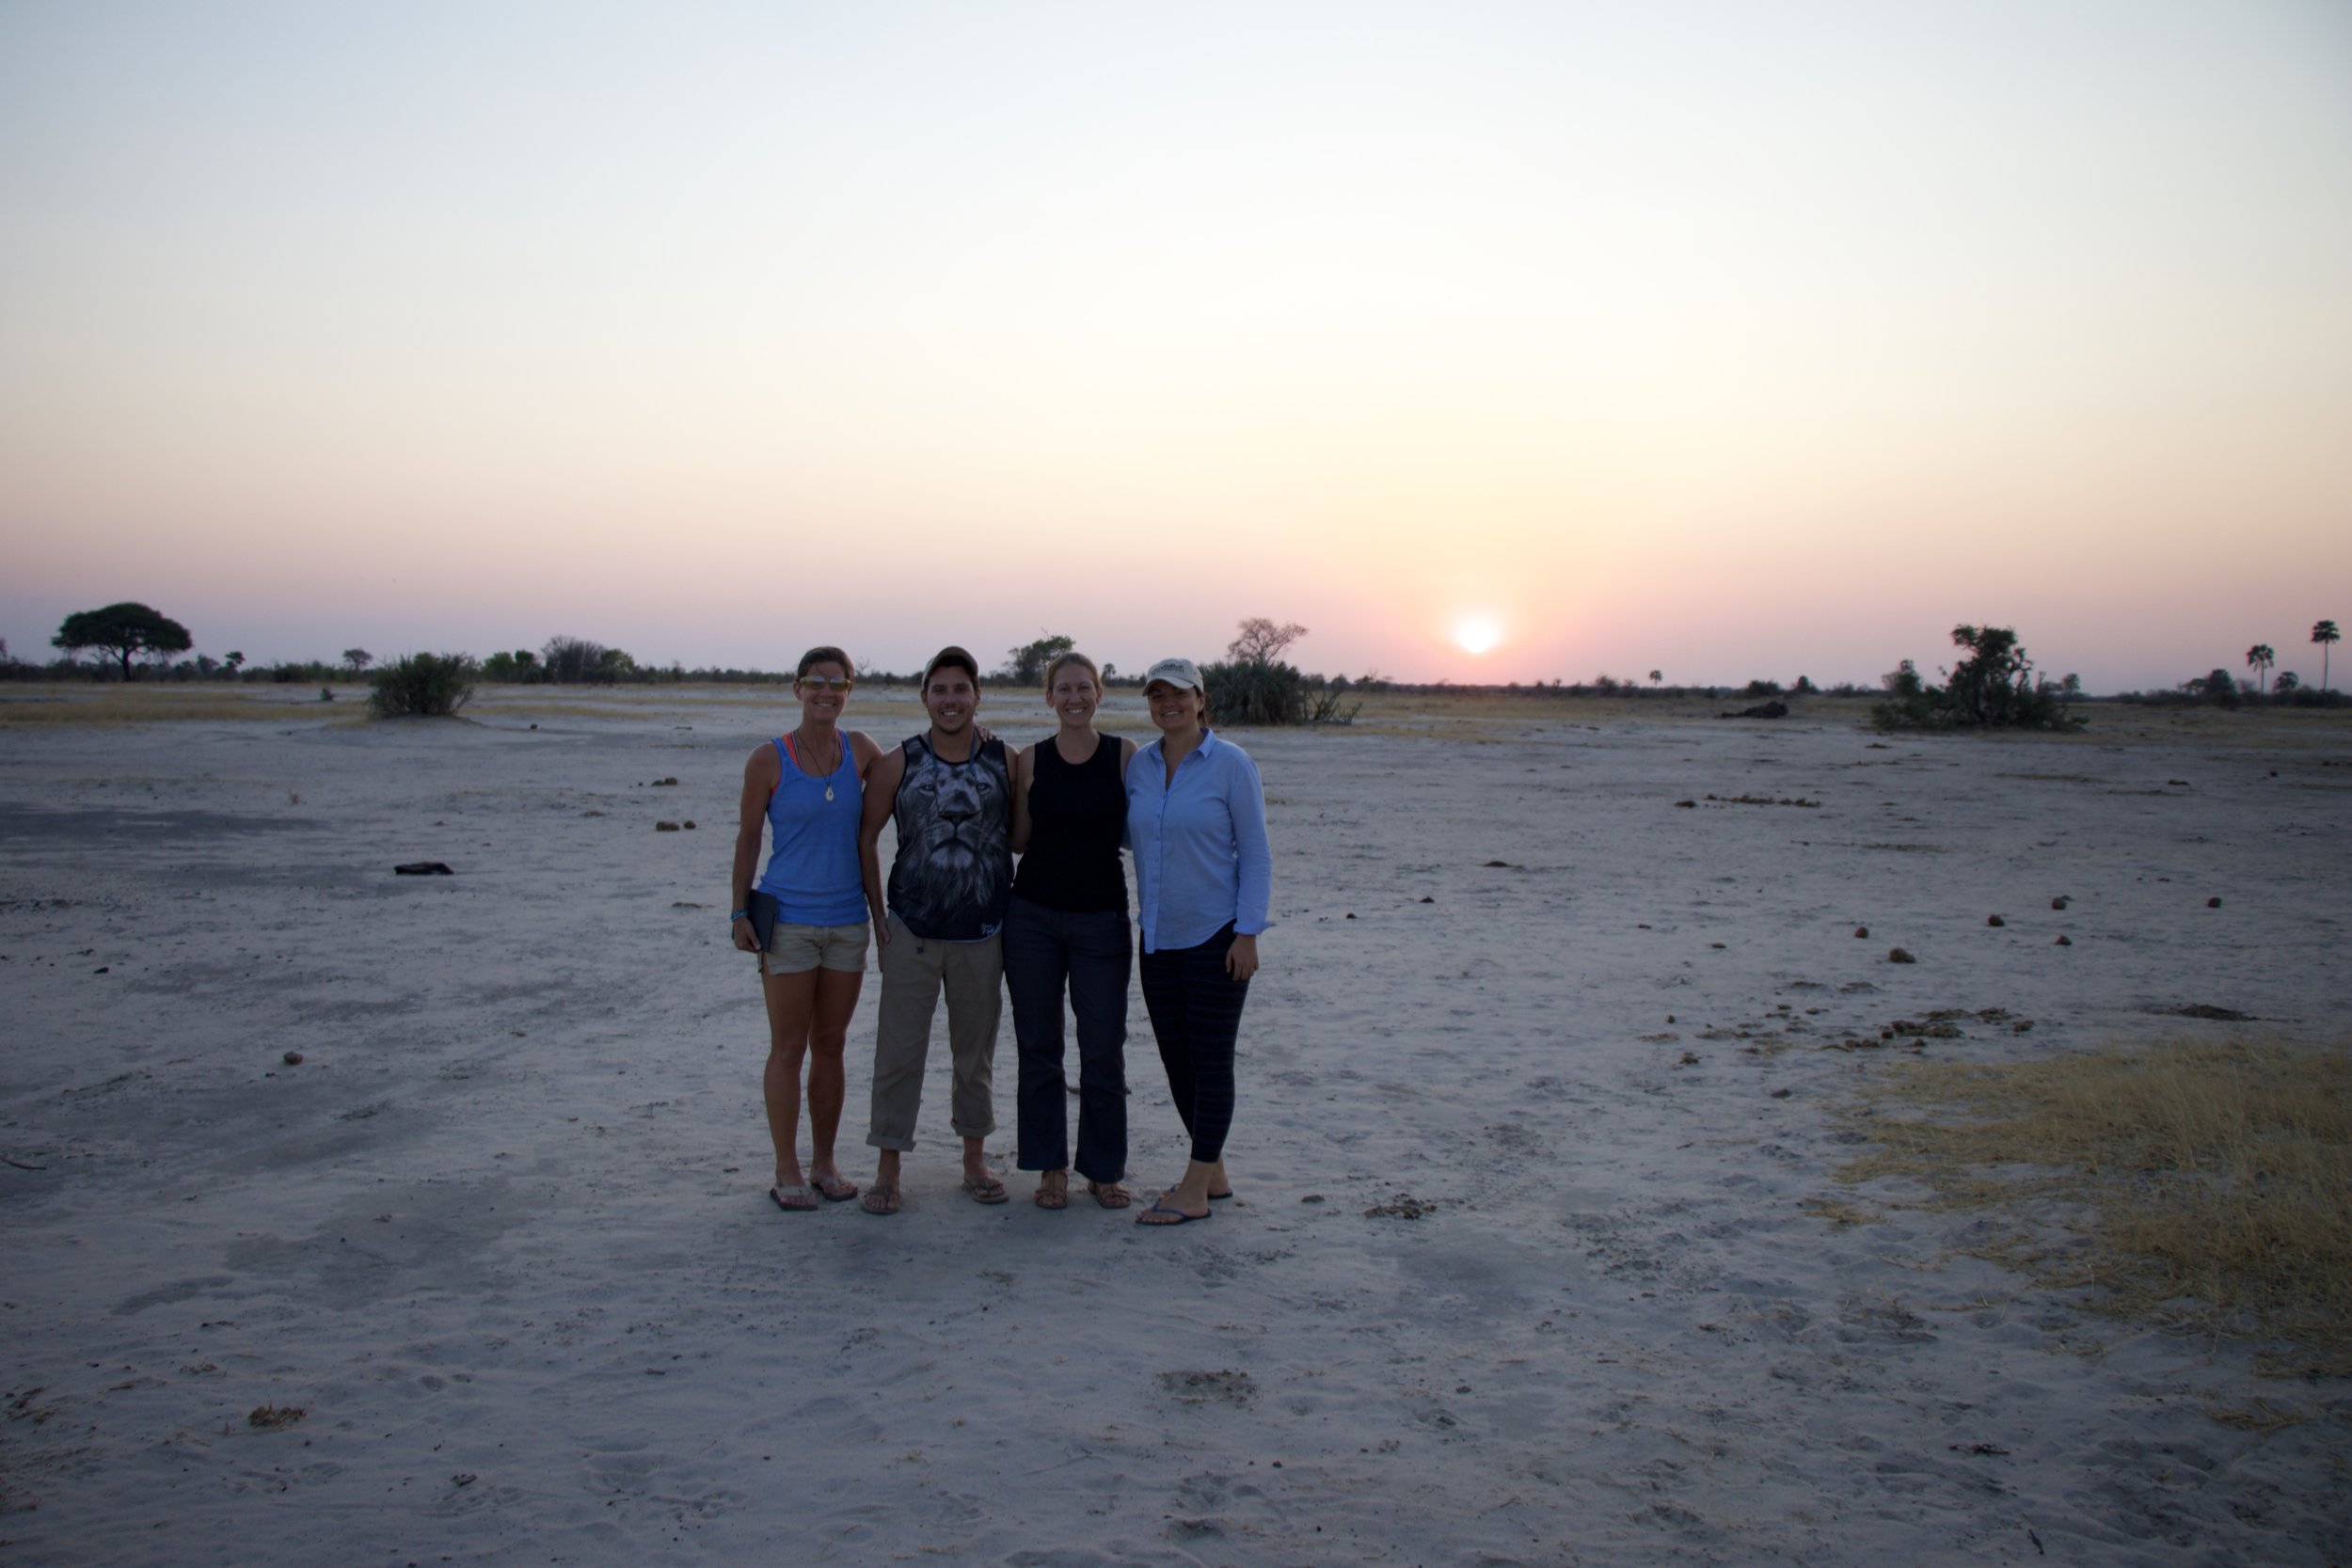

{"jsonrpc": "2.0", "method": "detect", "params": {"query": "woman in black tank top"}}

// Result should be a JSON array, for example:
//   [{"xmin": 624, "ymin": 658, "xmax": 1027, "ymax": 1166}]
[{"xmin": 1005, "ymin": 651, "xmax": 1138, "ymax": 1209}]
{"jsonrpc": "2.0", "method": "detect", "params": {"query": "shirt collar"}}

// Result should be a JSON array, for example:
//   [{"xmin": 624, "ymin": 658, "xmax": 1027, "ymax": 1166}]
[{"xmin": 1149, "ymin": 726, "xmax": 1219, "ymax": 765}]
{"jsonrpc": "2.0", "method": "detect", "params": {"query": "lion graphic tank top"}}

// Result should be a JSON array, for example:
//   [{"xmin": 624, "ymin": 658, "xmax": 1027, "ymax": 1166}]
[{"xmin": 885, "ymin": 733, "xmax": 1013, "ymax": 941}]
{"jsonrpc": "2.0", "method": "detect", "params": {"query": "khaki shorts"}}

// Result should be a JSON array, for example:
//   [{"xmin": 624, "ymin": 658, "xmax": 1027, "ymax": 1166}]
[{"xmin": 761, "ymin": 920, "xmax": 872, "ymax": 976}]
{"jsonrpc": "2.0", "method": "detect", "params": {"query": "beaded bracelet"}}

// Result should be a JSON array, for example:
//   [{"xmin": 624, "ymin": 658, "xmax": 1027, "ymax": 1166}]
[{"xmin": 729, "ymin": 908, "xmax": 750, "ymax": 922}]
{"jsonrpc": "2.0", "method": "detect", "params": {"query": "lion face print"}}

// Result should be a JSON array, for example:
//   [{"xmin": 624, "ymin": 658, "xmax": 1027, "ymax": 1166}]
[{"xmin": 886, "ymin": 736, "xmax": 1013, "ymax": 941}]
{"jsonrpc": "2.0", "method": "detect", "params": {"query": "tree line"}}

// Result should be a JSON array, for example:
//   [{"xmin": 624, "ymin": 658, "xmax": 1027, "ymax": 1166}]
[{"xmin": 14, "ymin": 602, "xmax": 2344, "ymax": 719}]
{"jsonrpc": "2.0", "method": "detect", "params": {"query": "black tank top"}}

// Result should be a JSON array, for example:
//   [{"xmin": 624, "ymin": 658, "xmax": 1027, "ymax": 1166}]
[{"xmin": 1012, "ymin": 735, "xmax": 1129, "ymax": 914}]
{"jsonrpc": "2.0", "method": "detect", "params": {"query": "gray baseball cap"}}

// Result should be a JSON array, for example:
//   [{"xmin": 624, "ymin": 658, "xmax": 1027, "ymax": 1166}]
[{"xmin": 1142, "ymin": 657, "xmax": 1203, "ymax": 691}]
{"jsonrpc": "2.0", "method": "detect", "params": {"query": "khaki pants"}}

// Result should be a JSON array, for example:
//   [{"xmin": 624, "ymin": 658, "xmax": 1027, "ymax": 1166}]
[{"xmin": 866, "ymin": 914, "xmax": 1003, "ymax": 1150}]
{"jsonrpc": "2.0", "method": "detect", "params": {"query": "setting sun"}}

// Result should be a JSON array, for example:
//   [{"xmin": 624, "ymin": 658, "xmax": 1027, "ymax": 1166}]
[{"xmin": 1454, "ymin": 616, "xmax": 1502, "ymax": 656}]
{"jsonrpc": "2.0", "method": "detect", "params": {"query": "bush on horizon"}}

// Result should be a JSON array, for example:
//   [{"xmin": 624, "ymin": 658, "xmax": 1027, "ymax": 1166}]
[
  {"xmin": 1204, "ymin": 658, "xmax": 1306, "ymax": 725},
  {"xmin": 369, "ymin": 653, "xmax": 477, "ymax": 718},
  {"xmin": 1000, "ymin": 633, "xmax": 1075, "ymax": 687},
  {"xmin": 541, "ymin": 635, "xmax": 637, "ymax": 685},
  {"xmin": 1871, "ymin": 626, "xmax": 2083, "ymax": 732}
]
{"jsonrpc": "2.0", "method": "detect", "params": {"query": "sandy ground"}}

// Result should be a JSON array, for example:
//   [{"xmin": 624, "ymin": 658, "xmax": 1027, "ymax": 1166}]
[{"xmin": 2, "ymin": 685, "xmax": 2347, "ymax": 1565}]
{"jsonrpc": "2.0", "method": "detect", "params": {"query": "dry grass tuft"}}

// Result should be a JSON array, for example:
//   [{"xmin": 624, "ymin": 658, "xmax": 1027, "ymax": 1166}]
[
  {"xmin": 0, "ymin": 689, "xmax": 335, "ymax": 726},
  {"xmin": 1830, "ymin": 1037, "xmax": 2352, "ymax": 1376}
]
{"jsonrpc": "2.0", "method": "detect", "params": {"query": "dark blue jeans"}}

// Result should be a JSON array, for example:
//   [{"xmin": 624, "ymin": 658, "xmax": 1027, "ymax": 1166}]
[
  {"xmin": 1002, "ymin": 895, "xmax": 1132, "ymax": 1183},
  {"xmin": 1138, "ymin": 922, "xmax": 1249, "ymax": 1165}
]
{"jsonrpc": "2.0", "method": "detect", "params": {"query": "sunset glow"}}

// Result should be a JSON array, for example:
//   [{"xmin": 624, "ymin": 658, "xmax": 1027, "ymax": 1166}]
[
  {"xmin": 1454, "ymin": 617, "xmax": 1503, "ymax": 657},
  {"xmin": 2, "ymin": 5, "xmax": 2348, "ymax": 689}
]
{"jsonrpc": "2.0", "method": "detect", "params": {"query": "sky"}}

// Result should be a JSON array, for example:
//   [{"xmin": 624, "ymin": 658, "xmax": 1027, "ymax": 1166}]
[{"xmin": 3, "ymin": 1, "xmax": 2348, "ymax": 691}]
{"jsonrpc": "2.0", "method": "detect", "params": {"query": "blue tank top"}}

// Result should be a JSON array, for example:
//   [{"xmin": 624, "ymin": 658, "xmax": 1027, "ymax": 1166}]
[{"xmin": 755, "ymin": 734, "xmax": 866, "ymax": 924}]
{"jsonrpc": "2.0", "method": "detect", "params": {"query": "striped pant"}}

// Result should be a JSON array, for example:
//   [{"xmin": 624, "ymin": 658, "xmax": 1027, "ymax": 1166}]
[{"xmin": 1138, "ymin": 923, "xmax": 1249, "ymax": 1165}]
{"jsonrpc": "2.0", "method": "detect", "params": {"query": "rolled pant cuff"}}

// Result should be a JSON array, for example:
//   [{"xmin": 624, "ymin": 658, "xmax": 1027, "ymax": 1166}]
[
  {"xmin": 865, "ymin": 1132, "xmax": 916, "ymax": 1152},
  {"xmin": 949, "ymin": 1121, "xmax": 996, "ymax": 1141}
]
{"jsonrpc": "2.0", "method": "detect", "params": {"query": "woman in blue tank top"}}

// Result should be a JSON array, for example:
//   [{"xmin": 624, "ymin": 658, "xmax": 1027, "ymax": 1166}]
[
  {"xmin": 1006, "ymin": 650, "xmax": 1138, "ymax": 1210},
  {"xmin": 729, "ymin": 646, "xmax": 884, "ymax": 1212}
]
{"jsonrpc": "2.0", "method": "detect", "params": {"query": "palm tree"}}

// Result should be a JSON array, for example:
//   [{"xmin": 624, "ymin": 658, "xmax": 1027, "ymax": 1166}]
[
  {"xmin": 2316, "ymin": 620, "xmax": 2341, "ymax": 692},
  {"xmin": 2246, "ymin": 643, "xmax": 2275, "ymax": 695}
]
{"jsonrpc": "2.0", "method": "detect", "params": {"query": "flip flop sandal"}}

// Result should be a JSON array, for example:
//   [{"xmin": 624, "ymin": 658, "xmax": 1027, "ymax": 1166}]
[
  {"xmin": 860, "ymin": 1184, "xmax": 900, "ymax": 1215},
  {"xmin": 962, "ymin": 1174, "xmax": 1009, "ymax": 1205},
  {"xmin": 810, "ymin": 1173, "xmax": 859, "ymax": 1202},
  {"xmin": 1086, "ymin": 1180, "xmax": 1134, "ymax": 1209},
  {"xmin": 770, "ymin": 1184, "xmax": 818, "ymax": 1212}
]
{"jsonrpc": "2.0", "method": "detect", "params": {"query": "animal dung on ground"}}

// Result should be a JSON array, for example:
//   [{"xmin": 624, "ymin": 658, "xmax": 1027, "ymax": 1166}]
[
  {"xmin": 393, "ymin": 862, "xmax": 453, "ymax": 876},
  {"xmin": 2051, "ymin": 895, "xmax": 2071, "ymax": 910},
  {"xmin": 1419, "ymin": 895, "xmax": 1435, "ymax": 904},
  {"xmin": 1888, "ymin": 947, "xmax": 1916, "ymax": 964},
  {"xmin": 1674, "ymin": 800, "xmax": 1695, "ymax": 809},
  {"xmin": 682, "ymin": 820, "xmax": 697, "ymax": 831},
  {"xmin": 1986, "ymin": 914, "xmax": 2005, "ymax": 927},
  {"xmin": 1853, "ymin": 926, "xmax": 1869, "ymax": 939},
  {"xmin": 656, "ymin": 821, "xmax": 681, "ymax": 832},
  {"xmin": 650, "ymin": 776, "xmax": 679, "ymax": 786},
  {"xmin": 2055, "ymin": 935, "xmax": 2073, "ymax": 945},
  {"xmin": 247, "ymin": 1404, "xmax": 305, "ymax": 1430},
  {"xmin": 2206, "ymin": 896, "xmax": 2222, "ymax": 908},
  {"xmin": 282, "ymin": 1051, "xmax": 304, "ymax": 1066}
]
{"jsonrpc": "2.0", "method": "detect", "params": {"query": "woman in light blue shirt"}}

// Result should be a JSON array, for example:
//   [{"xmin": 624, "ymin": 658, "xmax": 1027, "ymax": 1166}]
[{"xmin": 1125, "ymin": 657, "xmax": 1271, "ymax": 1226}]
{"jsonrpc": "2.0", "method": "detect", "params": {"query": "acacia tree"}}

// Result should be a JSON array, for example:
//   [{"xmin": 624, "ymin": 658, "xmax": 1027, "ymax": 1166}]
[
  {"xmin": 342, "ymin": 648, "xmax": 373, "ymax": 677},
  {"xmin": 1228, "ymin": 617, "xmax": 1307, "ymax": 663},
  {"xmin": 53, "ymin": 602, "xmax": 192, "ymax": 679},
  {"xmin": 2245, "ymin": 643, "xmax": 2274, "ymax": 695},
  {"xmin": 2314, "ymin": 620, "xmax": 2340, "ymax": 692}
]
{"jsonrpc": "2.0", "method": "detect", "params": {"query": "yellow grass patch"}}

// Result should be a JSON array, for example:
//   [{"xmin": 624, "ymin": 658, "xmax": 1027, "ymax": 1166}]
[
  {"xmin": 0, "ymin": 688, "xmax": 345, "ymax": 726},
  {"xmin": 1829, "ymin": 1037, "xmax": 2352, "ymax": 1377}
]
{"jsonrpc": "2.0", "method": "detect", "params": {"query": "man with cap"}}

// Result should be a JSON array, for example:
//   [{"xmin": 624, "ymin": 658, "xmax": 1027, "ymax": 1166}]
[{"xmin": 856, "ymin": 645, "xmax": 1017, "ymax": 1213}]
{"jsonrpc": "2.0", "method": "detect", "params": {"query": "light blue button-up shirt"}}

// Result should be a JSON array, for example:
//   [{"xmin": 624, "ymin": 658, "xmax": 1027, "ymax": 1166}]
[{"xmin": 1126, "ymin": 728, "xmax": 1273, "ymax": 954}]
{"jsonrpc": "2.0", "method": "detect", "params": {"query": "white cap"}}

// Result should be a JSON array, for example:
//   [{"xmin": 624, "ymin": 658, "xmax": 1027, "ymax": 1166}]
[{"xmin": 1142, "ymin": 657, "xmax": 1203, "ymax": 691}]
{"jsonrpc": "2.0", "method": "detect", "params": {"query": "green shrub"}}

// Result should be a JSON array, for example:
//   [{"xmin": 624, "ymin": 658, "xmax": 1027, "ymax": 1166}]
[
  {"xmin": 1204, "ymin": 658, "xmax": 1306, "ymax": 725},
  {"xmin": 1871, "ymin": 626, "xmax": 2082, "ymax": 731},
  {"xmin": 369, "ymin": 653, "xmax": 478, "ymax": 718}
]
